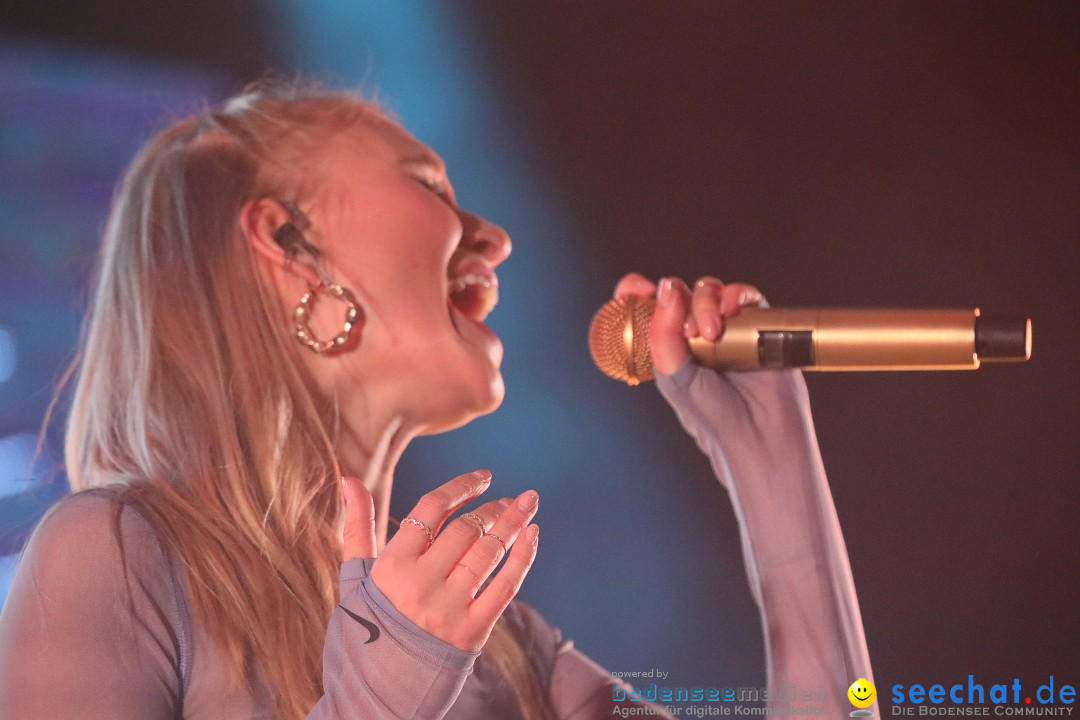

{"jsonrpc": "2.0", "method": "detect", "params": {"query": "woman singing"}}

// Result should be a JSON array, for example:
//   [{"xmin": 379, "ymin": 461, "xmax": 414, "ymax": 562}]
[{"xmin": 0, "ymin": 81, "xmax": 873, "ymax": 719}]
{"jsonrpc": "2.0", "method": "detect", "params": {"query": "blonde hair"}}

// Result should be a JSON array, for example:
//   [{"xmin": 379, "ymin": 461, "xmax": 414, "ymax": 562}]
[{"xmin": 63, "ymin": 81, "xmax": 554, "ymax": 719}]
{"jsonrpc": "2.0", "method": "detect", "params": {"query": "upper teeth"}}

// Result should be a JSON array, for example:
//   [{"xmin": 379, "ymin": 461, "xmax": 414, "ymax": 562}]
[{"xmin": 450, "ymin": 273, "xmax": 493, "ymax": 293}]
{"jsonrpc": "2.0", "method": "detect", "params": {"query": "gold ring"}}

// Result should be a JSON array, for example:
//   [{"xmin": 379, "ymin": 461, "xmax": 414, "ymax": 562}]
[
  {"xmin": 483, "ymin": 532, "xmax": 508, "ymax": 554},
  {"xmin": 459, "ymin": 512, "xmax": 487, "ymax": 532}
]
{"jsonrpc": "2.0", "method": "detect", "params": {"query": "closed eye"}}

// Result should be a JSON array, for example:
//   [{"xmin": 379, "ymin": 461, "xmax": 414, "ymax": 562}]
[
  {"xmin": 416, "ymin": 176, "xmax": 448, "ymax": 195},
  {"xmin": 415, "ymin": 176, "xmax": 457, "ymax": 209},
  {"xmin": 402, "ymin": 154, "xmax": 456, "ymax": 204}
]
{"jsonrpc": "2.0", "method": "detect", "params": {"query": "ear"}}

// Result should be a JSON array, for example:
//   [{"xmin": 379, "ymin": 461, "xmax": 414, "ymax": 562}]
[{"xmin": 239, "ymin": 198, "xmax": 321, "ymax": 287}]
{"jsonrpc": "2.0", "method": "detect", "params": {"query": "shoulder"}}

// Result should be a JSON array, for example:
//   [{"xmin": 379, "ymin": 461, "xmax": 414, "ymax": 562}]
[
  {"xmin": 35, "ymin": 488, "xmax": 140, "ymax": 538},
  {"xmin": 9, "ymin": 487, "xmax": 190, "ymax": 653},
  {"xmin": 29, "ymin": 489, "xmax": 166, "ymax": 570},
  {"xmin": 16, "ymin": 488, "xmax": 184, "ymax": 619},
  {"xmin": 0, "ymin": 490, "xmax": 190, "ymax": 714}
]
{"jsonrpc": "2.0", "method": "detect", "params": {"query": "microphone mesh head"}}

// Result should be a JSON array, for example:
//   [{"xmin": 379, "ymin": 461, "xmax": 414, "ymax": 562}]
[{"xmin": 588, "ymin": 296, "xmax": 656, "ymax": 385}]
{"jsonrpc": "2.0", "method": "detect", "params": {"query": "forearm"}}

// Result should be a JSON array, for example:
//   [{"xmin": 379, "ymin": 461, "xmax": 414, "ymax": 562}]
[{"xmin": 656, "ymin": 362, "xmax": 875, "ymax": 713}]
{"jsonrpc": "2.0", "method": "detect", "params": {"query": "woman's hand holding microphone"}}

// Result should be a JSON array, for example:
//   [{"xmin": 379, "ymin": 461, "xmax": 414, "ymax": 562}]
[
  {"xmin": 612, "ymin": 272, "xmax": 764, "ymax": 375},
  {"xmin": 613, "ymin": 272, "xmax": 813, "ymax": 471}
]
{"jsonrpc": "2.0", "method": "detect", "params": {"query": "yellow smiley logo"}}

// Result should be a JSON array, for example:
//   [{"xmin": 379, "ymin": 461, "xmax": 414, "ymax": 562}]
[{"xmin": 848, "ymin": 678, "xmax": 876, "ymax": 708}]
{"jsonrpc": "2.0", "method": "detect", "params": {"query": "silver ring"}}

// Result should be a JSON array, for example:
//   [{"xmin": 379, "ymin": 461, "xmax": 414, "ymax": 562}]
[
  {"xmin": 459, "ymin": 512, "xmax": 487, "ymax": 532},
  {"xmin": 401, "ymin": 516, "xmax": 434, "ymax": 545},
  {"xmin": 483, "ymin": 532, "xmax": 508, "ymax": 554}
]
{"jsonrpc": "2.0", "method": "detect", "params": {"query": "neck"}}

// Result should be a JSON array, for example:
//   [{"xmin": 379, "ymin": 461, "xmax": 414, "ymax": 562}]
[{"xmin": 336, "ymin": 414, "xmax": 416, "ymax": 550}]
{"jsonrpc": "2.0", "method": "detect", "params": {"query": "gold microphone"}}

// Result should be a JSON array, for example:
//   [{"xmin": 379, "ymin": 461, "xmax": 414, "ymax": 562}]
[{"xmin": 588, "ymin": 297, "xmax": 1032, "ymax": 386}]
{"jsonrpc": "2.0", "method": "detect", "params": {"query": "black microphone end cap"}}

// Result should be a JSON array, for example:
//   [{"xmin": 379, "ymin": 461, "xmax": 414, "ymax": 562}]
[{"xmin": 975, "ymin": 315, "xmax": 1031, "ymax": 362}]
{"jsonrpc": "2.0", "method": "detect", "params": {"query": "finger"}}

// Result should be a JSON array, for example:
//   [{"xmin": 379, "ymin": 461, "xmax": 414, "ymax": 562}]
[
  {"xmin": 719, "ymin": 283, "xmax": 764, "ymax": 316},
  {"xmin": 458, "ymin": 497, "xmax": 512, "ymax": 534},
  {"xmin": 683, "ymin": 312, "xmax": 700, "ymax": 339},
  {"xmin": 457, "ymin": 498, "xmax": 507, "ymax": 533},
  {"xmin": 649, "ymin": 277, "xmax": 693, "ymax": 376},
  {"xmin": 384, "ymin": 469, "xmax": 492, "ymax": 559},
  {"xmin": 613, "ymin": 272, "xmax": 657, "ymax": 300},
  {"xmin": 341, "ymin": 476, "xmax": 377, "ymax": 561},
  {"xmin": 691, "ymin": 277, "xmax": 725, "ymax": 342},
  {"xmin": 446, "ymin": 489, "xmax": 538, "ymax": 595},
  {"xmin": 469, "ymin": 524, "xmax": 539, "ymax": 628},
  {"xmin": 421, "ymin": 497, "xmax": 512, "ymax": 577}
]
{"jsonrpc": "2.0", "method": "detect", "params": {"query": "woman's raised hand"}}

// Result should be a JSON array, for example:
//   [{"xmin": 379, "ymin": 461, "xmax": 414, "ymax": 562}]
[
  {"xmin": 340, "ymin": 471, "xmax": 539, "ymax": 653},
  {"xmin": 613, "ymin": 273, "xmax": 763, "ymax": 376}
]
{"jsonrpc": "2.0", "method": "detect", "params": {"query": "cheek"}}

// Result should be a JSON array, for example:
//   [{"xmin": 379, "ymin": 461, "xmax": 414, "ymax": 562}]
[
  {"xmin": 324, "ymin": 182, "xmax": 455, "ymax": 260},
  {"xmin": 362, "ymin": 183, "xmax": 461, "ymax": 248},
  {"xmin": 331, "ymin": 246, "xmax": 445, "ymax": 338},
  {"xmin": 337, "ymin": 220, "xmax": 459, "ymax": 315}
]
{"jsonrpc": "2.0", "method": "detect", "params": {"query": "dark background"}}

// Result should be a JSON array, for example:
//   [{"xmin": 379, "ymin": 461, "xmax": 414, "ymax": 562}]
[{"xmin": 2, "ymin": 0, "xmax": 1077, "ymax": 699}]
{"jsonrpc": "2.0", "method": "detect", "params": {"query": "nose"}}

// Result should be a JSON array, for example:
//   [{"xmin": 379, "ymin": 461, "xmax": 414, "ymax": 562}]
[{"xmin": 458, "ymin": 210, "xmax": 512, "ymax": 267}]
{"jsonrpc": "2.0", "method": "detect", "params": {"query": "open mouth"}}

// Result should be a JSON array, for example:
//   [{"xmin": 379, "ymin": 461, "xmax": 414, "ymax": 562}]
[{"xmin": 448, "ymin": 270, "xmax": 498, "ymax": 323}]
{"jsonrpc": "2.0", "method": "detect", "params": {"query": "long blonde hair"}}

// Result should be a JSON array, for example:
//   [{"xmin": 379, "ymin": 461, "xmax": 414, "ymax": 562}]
[{"xmin": 64, "ymin": 81, "xmax": 554, "ymax": 719}]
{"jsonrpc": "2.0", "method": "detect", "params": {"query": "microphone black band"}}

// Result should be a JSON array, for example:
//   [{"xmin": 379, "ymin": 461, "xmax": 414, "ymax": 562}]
[{"xmin": 758, "ymin": 330, "xmax": 815, "ymax": 369}]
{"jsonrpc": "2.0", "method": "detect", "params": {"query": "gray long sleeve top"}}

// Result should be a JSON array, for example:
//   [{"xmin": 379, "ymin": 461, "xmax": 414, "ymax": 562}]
[{"xmin": 0, "ymin": 361, "xmax": 874, "ymax": 718}]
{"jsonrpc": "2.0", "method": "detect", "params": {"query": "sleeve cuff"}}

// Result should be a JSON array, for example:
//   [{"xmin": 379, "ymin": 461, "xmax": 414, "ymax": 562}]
[
  {"xmin": 340, "ymin": 557, "xmax": 479, "ymax": 672},
  {"xmin": 654, "ymin": 356, "xmax": 699, "ymax": 391}
]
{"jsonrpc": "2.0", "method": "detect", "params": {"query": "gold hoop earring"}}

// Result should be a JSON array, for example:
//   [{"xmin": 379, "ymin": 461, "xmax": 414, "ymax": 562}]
[{"xmin": 294, "ymin": 282, "xmax": 361, "ymax": 354}]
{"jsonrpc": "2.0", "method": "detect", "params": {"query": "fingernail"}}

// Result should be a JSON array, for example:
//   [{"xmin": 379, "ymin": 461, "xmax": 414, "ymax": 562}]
[
  {"xmin": 656, "ymin": 278, "xmax": 674, "ymax": 305},
  {"xmin": 472, "ymin": 469, "xmax": 492, "ymax": 484},
  {"xmin": 528, "ymin": 525, "xmax": 539, "ymax": 546},
  {"xmin": 706, "ymin": 312, "xmax": 726, "ymax": 340},
  {"xmin": 339, "ymin": 477, "xmax": 349, "ymax": 506},
  {"xmin": 517, "ymin": 490, "xmax": 539, "ymax": 511}
]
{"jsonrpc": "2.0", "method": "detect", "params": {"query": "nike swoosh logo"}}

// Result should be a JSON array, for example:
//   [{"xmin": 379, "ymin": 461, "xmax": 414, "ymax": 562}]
[{"xmin": 338, "ymin": 605, "xmax": 381, "ymax": 644}]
